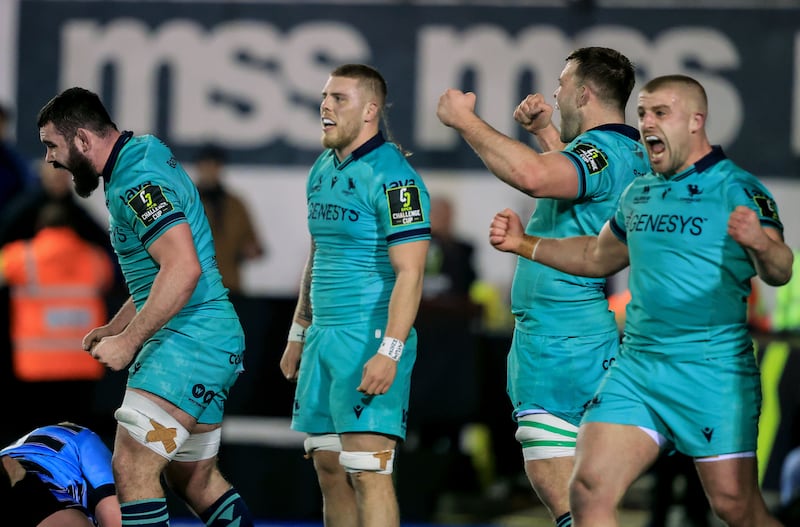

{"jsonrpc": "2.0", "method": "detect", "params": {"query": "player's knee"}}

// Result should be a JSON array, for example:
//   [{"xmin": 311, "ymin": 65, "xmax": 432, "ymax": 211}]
[
  {"xmin": 706, "ymin": 489, "xmax": 749, "ymax": 525},
  {"xmin": 569, "ymin": 470, "xmax": 601, "ymax": 516},
  {"xmin": 114, "ymin": 390, "xmax": 190, "ymax": 461},
  {"xmin": 339, "ymin": 449, "xmax": 395, "ymax": 475},
  {"xmin": 304, "ymin": 433, "xmax": 342, "ymax": 456},
  {"xmin": 515, "ymin": 414, "xmax": 577, "ymax": 460},
  {"xmin": 304, "ymin": 434, "xmax": 344, "ymax": 478}
]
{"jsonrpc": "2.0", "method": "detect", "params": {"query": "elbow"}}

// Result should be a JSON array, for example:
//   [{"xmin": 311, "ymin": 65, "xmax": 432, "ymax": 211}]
[
  {"xmin": 765, "ymin": 270, "xmax": 793, "ymax": 288},
  {"xmin": 188, "ymin": 261, "xmax": 202, "ymax": 285},
  {"xmin": 511, "ymin": 164, "xmax": 543, "ymax": 197},
  {"xmin": 180, "ymin": 260, "xmax": 202, "ymax": 294}
]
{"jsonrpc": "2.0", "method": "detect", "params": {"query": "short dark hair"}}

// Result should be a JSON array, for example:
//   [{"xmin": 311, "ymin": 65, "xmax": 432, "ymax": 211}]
[
  {"xmin": 641, "ymin": 74, "xmax": 708, "ymax": 108},
  {"xmin": 328, "ymin": 63, "xmax": 410, "ymax": 156},
  {"xmin": 36, "ymin": 87, "xmax": 117, "ymax": 141},
  {"xmin": 566, "ymin": 47, "xmax": 636, "ymax": 113},
  {"xmin": 330, "ymin": 64, "xmax": 387, "ymax": 109}
]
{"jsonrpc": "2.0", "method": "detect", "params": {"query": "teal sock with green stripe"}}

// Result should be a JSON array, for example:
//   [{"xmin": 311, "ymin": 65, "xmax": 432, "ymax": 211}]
[
  {"xmin": 199, "ymin": 487, "xmax": 254, "ymax": 527},
  {"xmin": 121, "ymin": 498, "xmax": 170, "ymax": 526}
]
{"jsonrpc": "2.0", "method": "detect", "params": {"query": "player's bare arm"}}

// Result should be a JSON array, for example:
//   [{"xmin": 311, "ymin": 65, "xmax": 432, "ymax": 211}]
[
  {"xmin": 728, "ymin": 205, "xmax": 794, "ymax": 286},
  {"xmin": 91, "ymin": 223, "xmax": 200, "ymax": 370},
  {"xmin": 280, "ymin": 240, "xmax": 315, "ymax": 382},
  {"xmin": 437, "ymin": 88, "xmax": 578, "ymax": 199},
  {"xmin": 82, "ymin": 296, "xmax": 136, "ymax": 352},
  {"xmin": 490, "ymin": 208, "xmax": 629, "ymax": 277},
  {"xmin": 358, "ymin": 239, "xmax": 428, "ymax": 396}
]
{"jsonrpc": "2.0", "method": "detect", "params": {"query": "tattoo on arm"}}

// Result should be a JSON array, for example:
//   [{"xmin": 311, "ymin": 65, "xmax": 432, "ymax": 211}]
[
  {"xmin": 298, "ymin": 265, "xmax": 312, "ymax": 322},
  {"xmin": 296, "ymin": 240, "xmax": 314, "ymax": 323}
]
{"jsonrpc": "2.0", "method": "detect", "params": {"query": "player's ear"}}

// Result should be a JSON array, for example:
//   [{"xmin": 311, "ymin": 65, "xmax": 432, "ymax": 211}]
[
  {"xmin": 688, "ymin": 111, "xmax": 705, "ymax": 134},
  {"xmin": 577, "ymin": 84, "xmax": 590, "ymax": 108},
  {"xmin": 74, "ymin": 128, "xmax": 91, "ymax": 153},
  {"xmin": 363, "ymin": 100, "xmax": 379, "ymax": 123}
]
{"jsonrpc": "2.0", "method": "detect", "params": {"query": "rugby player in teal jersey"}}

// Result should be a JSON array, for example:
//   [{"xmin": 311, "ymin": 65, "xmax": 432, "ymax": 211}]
[
  {"xmin": 280, "ymin": 64, "xmax": 430, "ymax": 527},
  {"xmin": 490, "ymin": 75, "xmax": 792, "ymax": 527},
  {"xmin": 438, "ymin": 47, "xmax": 645, "ymax": 527},
  {"xmin": 37, "ymin": 87, "xmax": 253, "ymax": 527}
]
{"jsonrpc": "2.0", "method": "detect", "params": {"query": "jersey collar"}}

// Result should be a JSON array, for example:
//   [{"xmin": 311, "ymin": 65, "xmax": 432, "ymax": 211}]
[
  {"xmin": 671, "ymin": 145, "xmax": 727, "ymax": 182},
  {"xmin": 330, "ymin": 131, "xmax": 386, "ymax": 170},
  {"xmin": 101, "ymin": 130, "xmax": 134, "ymax": 184},
  {"xmin": 589, "ymin": 123, "xmax": 640, "ymax": 141},
  {"xmin": 351, "ymin": 131, "xmax": 385, "ymax": 160}
]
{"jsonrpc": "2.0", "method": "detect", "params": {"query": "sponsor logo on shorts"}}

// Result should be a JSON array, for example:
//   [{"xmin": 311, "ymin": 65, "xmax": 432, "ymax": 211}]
[
  {"xmin": 702, "ymin": 427, "xmax": 714, "ymax": 443},
  {"xmin": 192, "ymin": 383, "xmax": 216, "ymax": 404},
  {"xmin": 583, "ymin": 394, "xmax": 602, "ymax": 412},
  {"xmin": 229, "ymin": 353, "xmax": 243, "ymax": 365},
  {"xmin": 353, "ymin": 395, "xmax": 374, "ymax": 419},
  {"xmin": 602, "ymin": 357, "xmax": 616, "ymax": 370}
]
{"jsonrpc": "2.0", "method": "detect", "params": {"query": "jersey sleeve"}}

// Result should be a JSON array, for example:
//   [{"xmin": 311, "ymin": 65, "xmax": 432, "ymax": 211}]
[
  {"xmin": 726, "ymin": 175, "xmax": 784, "ymax": 232},
  {"xmin": 119, "ymin": 178, "xmax": 188, "ymax": 249},
  {"xmin": 76, "ymin": 429, "xmax": 116, "ymax": 509},
  {"xmin": 377, "ymin": 180, "xmax": 431, "ymax": 247},
  {"xmin": 609, "ymin": 186, "xmax": 632, "ymax": 244},
  {"xmin": 560, "ymin": 140, "xmax": 613, "ymax": 201}
]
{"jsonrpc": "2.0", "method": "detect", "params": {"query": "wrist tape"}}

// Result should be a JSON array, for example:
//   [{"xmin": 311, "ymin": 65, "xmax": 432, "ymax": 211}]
[
  {"xmin": 377, "ymin": 336, "xmax": 404, "ymax": 361},
  {"xmin": 287, "ymin": 322, "xmax": 307, "ymax": 343}
]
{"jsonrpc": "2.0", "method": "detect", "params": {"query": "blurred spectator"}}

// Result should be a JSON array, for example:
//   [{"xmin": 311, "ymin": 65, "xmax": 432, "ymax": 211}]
[
  {"xmin": 0, "ymin": 202, "xmax": 115, "ymax": 433},
  {"xmin": 778, "ymin": 445, "xmax": 800, "ymax": 523},
  {"xmin": 0, "ymin": 161, "xmax": 111, "ymax": 250},
  {"xmin": 0, "ymin": 202, "xmax": 113, "ymax": 382},
  {"xmin": 772, "ymin": 249, "xmax": 800, "ymax": 332},
  {"xmin": 747, "ymin": 278, "xmax": 771, "ymax": 333},
  {"xmin": 194, "ymin": 144, "xmax": 265, "ymax": 295},
  {"xmin": 0, "ymin": 162, "xmax": 121, "ymax": 435},
  {"xmin": 607, "ymin": 287, "xmax": 631, "ymax": 334},
  {"xmin": 423, "ymin": 195, "xmax": 477, "ymax": 300},
  {"xmin": 0, "ymin": 103, "xmax": 36, "ymax": 213}
]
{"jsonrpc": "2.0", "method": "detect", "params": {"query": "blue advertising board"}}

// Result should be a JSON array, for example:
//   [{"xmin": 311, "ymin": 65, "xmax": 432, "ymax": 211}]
[{"xmin": 10, "ymin": 1, "xmax": 800, "ymax": 176}]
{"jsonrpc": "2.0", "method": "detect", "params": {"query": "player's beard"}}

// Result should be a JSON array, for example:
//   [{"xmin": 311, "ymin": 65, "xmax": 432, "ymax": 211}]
[
  {"xmin": 66, "ymin": 144, "xmax": 100, "ymax": 198},
  {"xmin": 321, "ymin": 119, "xmax": 360, "ymax": 151},
  {"xmin": 559, "ymin": 105, "xmax": 582, "ymax": 144}
]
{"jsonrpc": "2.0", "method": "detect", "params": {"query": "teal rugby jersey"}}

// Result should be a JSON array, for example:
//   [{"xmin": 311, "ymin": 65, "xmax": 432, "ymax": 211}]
[
  {"xmin": 610, "ymin": 146, "xmax": 784, "ymax": 359},
  {"xmin": 307, "ymin": 133, "xmax": 431, "ymax": 326},
  {"xmin": 511, "ymin": 124, "xmax": 649, "ymax": 336},
  {"xmin": 103, "ymin": 133, "xmax": 232, "ymax": 316}
]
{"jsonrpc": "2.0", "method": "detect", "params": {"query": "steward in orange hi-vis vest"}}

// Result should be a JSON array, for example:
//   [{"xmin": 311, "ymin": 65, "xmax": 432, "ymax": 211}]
[{"xmin": 0, "ymin": 223, "xmax": 113, "ymax": 381}]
